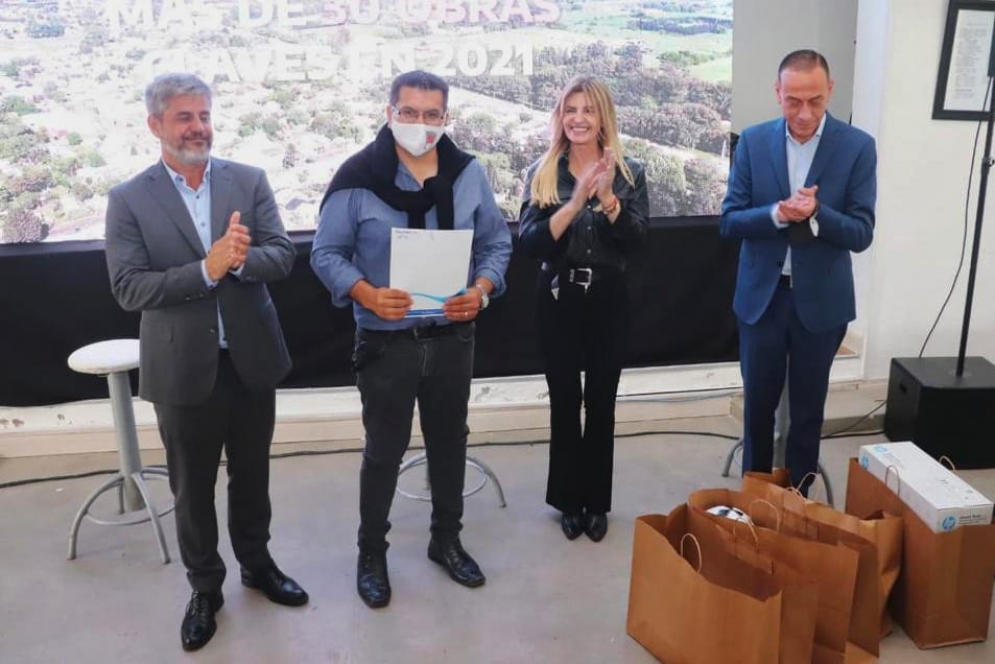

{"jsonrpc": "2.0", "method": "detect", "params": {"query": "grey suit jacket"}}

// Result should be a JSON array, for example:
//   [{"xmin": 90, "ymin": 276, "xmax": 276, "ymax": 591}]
[{"xmin": 104, "ymin": 158, "xmax": 295, "ymax": 406}]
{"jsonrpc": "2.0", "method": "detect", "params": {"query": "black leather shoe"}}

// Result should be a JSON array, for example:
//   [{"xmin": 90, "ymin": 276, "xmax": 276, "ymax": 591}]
[
  {"xmin": 241, "ymin": 565, "xmax": 309, "ymax": 606},
  {"xmin": 560, "ymin": 512, "xmax": 585, "ymax": 541},
  {"xmin": 181, "ymin": 590, "xmax": 223, "ymax": 652},
  {"xmin": 427, "ymin": 537, "xmax": 486, "ymax": 588},
  {"xmin": 585, "ymin": 512, "xmax": 608, "ymax": 542},
  {"xmin": 357, "ymin": 550, "xmax": 391, "ymax": 609}
]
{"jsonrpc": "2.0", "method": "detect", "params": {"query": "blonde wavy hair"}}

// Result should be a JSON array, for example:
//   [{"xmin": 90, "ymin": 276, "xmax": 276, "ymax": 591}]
[{"xmin": 529, "ymin": 76, "xmax": 634, "ymax": 208}]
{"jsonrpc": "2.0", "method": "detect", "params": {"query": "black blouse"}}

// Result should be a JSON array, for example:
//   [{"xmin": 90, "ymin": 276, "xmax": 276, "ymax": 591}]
[{"xmin": 518, "ymin": 154, "xmax": 649, "ymax": 271}]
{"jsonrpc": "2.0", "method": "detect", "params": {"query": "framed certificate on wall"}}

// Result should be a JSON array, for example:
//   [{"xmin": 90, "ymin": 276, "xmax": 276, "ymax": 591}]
[{"xmin": 933, "ymin": 0, "xmax": 995, "ymax": 120}]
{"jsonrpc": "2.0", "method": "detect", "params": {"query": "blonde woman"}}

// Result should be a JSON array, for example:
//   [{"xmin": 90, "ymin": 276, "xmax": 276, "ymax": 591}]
[{"xmin": 519, "ymin": 76, "xmax": 649, "ymax": 542}]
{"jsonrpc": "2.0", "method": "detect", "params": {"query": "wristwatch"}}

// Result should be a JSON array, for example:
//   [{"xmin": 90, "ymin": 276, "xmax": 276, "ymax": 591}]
[{"xmin": 473, "ymin": 283, "xmax": 489, "ymax": 310}]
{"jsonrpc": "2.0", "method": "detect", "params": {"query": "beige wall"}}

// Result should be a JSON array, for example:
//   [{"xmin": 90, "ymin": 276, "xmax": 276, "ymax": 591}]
[
  {"xmin": 854, "ymin": 0, "xmax": 995, "ymax": 378},
  {"xmin": 732, "ymin": 0, "xmax": 859, "ymax": 132}
]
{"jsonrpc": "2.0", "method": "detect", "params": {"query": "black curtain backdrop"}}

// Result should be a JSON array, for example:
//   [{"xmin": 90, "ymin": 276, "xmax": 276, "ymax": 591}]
[{"xmin": 0, "ymin": 218, "xmax": 740, "ymax": 407}]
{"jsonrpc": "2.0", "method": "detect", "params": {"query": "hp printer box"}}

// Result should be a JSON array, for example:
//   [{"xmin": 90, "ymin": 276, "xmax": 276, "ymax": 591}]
[{"xmin": 858, "ymin": 442, "xmax": 994, "ymax": 533}]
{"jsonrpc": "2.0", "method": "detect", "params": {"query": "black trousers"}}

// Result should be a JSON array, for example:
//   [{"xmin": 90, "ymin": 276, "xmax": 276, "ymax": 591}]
[
  {"xmin": 154, "ymin": 352, "xmax": 276, "ymax": 592},
  {"xmin": 536, "ymin": 269, "xmax": 628, "ymax": 515},
  {"xmin": 353, "ymin": 323, "xmax": 475, "ymax": 554}
]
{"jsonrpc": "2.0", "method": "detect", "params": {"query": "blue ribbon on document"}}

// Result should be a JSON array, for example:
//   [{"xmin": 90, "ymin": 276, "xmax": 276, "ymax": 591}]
[{"xmin": 407, "ymin": 289, "xmax": 466, "ymax": 317}]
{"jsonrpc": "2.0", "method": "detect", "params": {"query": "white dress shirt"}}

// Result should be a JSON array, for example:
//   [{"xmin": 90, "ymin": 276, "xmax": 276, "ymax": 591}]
[{"xmin": 770, "ymin": 113, "xmax": 826, "ymax": 277}]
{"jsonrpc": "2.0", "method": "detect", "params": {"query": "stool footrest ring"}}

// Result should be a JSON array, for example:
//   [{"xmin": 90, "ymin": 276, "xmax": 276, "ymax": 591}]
[
  {"xmin": 395, "ymin": 452, "xmax": 507, "ymax": 507},
  {"xmin": 68, "ymin": 468, "xmax": 173, "ymax": 564}
]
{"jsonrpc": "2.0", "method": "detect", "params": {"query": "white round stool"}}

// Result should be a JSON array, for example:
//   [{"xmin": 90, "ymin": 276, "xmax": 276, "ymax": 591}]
[{"xmin": 66, "ymin": 339, "xmax": 173, "ymax": 563}]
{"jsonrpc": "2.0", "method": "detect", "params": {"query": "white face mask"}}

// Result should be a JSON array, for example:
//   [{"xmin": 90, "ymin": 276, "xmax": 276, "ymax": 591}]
[{"xmin": 391, "ymin": 121, "xmax": 445, "ymax": 158}]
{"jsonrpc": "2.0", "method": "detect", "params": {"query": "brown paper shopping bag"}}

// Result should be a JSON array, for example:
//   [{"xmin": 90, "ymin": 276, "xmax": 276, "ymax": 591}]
[
  {"xmin": 776, "ymin": 497, "xmax": 882, "ymax": 663},
  {"xmin": 743, "ymin": 469, "xmax": 904, "ymax": 641},
  {"xmin": 689, "ymin": 488, "xmax": 864, "ymax": 664},
  {"xmin": 688, "ymin": 508, "xmax": 822, "ymax": 664},
  {"xmin": 627, "ymin": 504, "xmax": 819, "ymax": 663},
  {"xmin": 845, "ymin": 457, "xmax": 995, "ymax": 648}
]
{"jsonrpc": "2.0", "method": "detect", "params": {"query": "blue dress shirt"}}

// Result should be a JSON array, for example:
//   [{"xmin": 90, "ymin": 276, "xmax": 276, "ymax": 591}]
[
  {"xmin": 770, "ymin": 113, "xmax": 825, "ymax": 276},
  {"xmin": 162, "ymin": 160, "xmax": 229, "ymax": 347},
  {"xmin": 311, "ymin": 157, "xmax": 512, "ymax": 330}
]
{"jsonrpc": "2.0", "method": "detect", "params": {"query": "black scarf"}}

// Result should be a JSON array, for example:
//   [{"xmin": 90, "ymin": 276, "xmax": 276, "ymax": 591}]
[{"xmin": 318, "ymin": 125, "xmax": 475, "ymax": 230}]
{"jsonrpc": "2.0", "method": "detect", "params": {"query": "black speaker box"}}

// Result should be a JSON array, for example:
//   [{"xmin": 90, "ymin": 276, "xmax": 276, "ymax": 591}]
[{"xmin": 884, "ymin": 357, "xmax": 995, "ymax": 469}]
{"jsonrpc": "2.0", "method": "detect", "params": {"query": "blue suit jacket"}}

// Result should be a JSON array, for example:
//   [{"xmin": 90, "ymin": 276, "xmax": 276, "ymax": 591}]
[{"xmin": 720, "ymin": 113, "xmax": 876, "ymax": 333}]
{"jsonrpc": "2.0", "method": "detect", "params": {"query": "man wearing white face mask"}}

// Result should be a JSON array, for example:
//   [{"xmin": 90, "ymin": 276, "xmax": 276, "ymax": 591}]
[{"xmin": 310, "ymin": 71, "xmax": 511, "ymax": 610}]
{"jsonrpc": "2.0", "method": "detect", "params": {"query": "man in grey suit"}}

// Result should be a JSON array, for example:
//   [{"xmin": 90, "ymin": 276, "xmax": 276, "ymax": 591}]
[{"xmin": 104, "ymin": 73, "xmax": 308, "ymax": 652}]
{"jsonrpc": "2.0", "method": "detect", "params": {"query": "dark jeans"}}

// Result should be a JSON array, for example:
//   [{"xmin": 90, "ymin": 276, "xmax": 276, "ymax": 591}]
[
  {"xmin": 536, "ymin": 269, "xmax": 628, "ymax": 515},
  {"xmin": 353, "ymin": 322, "xmax": 475, "ymax": 553},
  {"xmin": 739, "ymin": 282, "xmax": 847, "ymax": 491},
  {"xmin": 154, "ymin": 352, "xmax": 276, "ymax": 592}
]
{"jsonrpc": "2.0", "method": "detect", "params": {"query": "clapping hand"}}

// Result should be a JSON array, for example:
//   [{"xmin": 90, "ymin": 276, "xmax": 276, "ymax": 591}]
[
  {"xmin": 777, "ymin": 185, "xmax": 819, "ymax": 223},
  {"xmin": 568, "ymin": 161, "xmax": 606, "ymax": 212},
  {"xmin": 226, "ymin": 211, "xmax": 251, "ymax": 269},
  {"xmin": 594, "ymin": 147, "xmax": 617, "ymax": 207},
  {"xmin": 206, "ymin": 211, "xmax": 252, "ymax": 281}
]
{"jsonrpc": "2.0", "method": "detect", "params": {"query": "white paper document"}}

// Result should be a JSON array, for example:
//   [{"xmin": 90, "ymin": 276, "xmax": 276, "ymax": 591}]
[
  {"xmin": 945, "ymin": 9, "xmax": 995, "ymax": 112},
  {"xmin": 390, "ymin": 228, "xmax": 473, "ymax": 317}
]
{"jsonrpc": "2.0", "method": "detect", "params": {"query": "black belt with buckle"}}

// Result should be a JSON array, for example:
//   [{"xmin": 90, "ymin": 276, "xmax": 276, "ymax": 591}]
[
  {"xmin": 541, "ymin": 262, "xmax": 622, "ymax": 293},
  {"xmin": 566, "ymin": 267, "xmax": 597, "ymax": 287},
  {"xmin": 778, "ymin": 274, "xmax": 792, "ymax": 289},
  {"xmin": 359, "ymin": 322, "xmax": 470, "ymax": 341},
  {"xmin": 563, "ymin": 265, "xmax": 624, "ymax": 291}
]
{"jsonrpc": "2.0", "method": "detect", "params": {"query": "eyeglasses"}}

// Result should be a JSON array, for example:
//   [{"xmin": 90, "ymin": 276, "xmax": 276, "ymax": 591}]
[{"xmin": 392, "ymin": 106, "xmax": 446, "ymax": 125}]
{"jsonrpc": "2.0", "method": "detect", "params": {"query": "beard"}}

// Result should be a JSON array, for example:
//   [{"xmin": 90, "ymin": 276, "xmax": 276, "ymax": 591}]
[{"xmin": 162, "ymin": 133, "xmax": 212, "ymax": 165}]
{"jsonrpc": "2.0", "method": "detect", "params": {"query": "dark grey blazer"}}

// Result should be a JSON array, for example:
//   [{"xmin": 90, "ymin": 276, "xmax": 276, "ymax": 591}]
[{"xmin": 104, "ymin": 158, "xmax": 295, "ymax": 406}]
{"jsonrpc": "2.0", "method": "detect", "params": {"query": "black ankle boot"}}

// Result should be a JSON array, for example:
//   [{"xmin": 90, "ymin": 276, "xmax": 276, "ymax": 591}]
[
  {"xmin": 585, "ymin": 512, "xmax": 608, "ymax": 542},
  {"xmin": 561, "ymin": 511, "xmax": 585, "ymax": 540}
]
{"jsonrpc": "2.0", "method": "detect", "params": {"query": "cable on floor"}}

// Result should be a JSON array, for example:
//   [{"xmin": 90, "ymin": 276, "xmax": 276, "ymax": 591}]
[{"xmin": 0, "ymin": 428, "xmax": 750, "ymax": 490}]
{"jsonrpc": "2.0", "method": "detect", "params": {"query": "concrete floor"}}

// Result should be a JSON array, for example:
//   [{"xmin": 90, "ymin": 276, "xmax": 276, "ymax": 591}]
[{"xmin": 1, "ymin": 417, "xmax": 994, "ymax": 663}]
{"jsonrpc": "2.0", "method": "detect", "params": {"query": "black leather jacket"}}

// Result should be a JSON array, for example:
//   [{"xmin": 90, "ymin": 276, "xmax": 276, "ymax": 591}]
[{"xmin": 518, "ymin": 154, "xmax": 649, "ymax": 272}]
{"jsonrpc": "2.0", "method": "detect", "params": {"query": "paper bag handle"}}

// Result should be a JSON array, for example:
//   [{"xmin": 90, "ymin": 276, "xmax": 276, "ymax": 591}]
[
  {"xmin": 731, "ymin": 518, "xmax": 760, "ymax": 549},
  {"xmin": 748, "ymin": 498, "xmax": 781, "ymax": 532},
  {"xmin": 791, "ymin": 471, "xmax": 827, "ymax": 503},
  {"xmin": 679, "ymin": 533, "xmax": 703, "ymax": 573},
  {"xmin": 883, "ymin": 464, "xmax": 903, "ymax": 494},
  {"xmin": 779, "ymin": 495, "xmax": 820, "ymax": 537},
  {"xmin": 938, "ymin": 455, "xmax": 957, "ymax": 471},
  {"xmin": 730, "ymin": 519, "xmax": 775, "ymax": 573}
]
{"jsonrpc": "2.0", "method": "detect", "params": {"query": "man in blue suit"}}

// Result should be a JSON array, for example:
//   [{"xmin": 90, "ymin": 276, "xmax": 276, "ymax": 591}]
[{"xmin": 720, "ymin": 50, "xmax": 876, "ymax": 491}]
